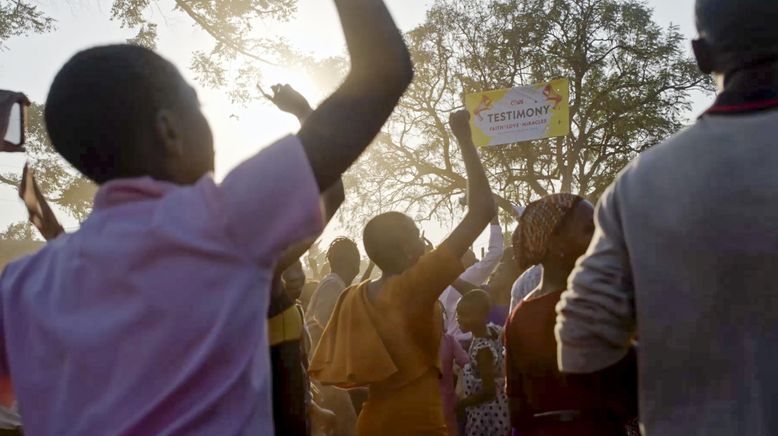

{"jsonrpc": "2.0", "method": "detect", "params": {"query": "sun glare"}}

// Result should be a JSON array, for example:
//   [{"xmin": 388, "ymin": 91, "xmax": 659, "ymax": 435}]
[{"xmin": 200, "ymin": 66, "xmax": 325, "ymax": 181}]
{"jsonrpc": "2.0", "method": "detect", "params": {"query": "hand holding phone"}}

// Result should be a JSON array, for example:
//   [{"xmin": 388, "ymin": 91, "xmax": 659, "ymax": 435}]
[{"xmin": 0, "ymin": 91, "xmax": 30, "ymax": 153}]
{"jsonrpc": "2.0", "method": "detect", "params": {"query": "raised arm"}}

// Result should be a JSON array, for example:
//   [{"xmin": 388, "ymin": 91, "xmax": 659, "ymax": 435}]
[
  {"xmin": 267, "ymin": 84, "xmax": 345, "ymax": 222},
  {"xmin": 266, "ymin": 85, "xmax": 345, "ymax": 275},
  {"xmin": 457, "ymin": 213, "xmax": 502, "ymax": 286},
  {"xmin": 442, "ymin": 111, "xmax": 496, "ymax": 257},
  {"xmin": 262, "ymin": 84, "xmax": 314, "ymax": 124},
  {"xmin": 19, "ymin": 164, "xmax": 65, "ymax": 241},
  {"xmin": 297, "ymin": 0, "xmax": 414, "ymax": 192},
  {"xmin": 451, "ymin": 278, "xmax": 479, "ymax": 295}
]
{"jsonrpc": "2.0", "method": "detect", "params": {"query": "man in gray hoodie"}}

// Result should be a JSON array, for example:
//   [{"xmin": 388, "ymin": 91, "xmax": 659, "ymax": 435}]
[{"xmin": 556, "ymin": 1, "xmax": 778, "ymax": 435}]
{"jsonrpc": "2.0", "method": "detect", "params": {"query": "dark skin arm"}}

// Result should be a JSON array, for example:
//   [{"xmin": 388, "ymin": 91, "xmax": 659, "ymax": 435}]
[
  {"xmin": 297, "ymin": 0, "xmax": 414, "ymax": 192},
  {"xmin": 456, "ymin": 348, "xmax": 498, "ymax": 413},
  {"xmin": 451, "ymin": 278, "xmax": 479, "ymax": 294},
  {"xmin": 266, "ymin": 84, "xmax": 347, "ymax": 214},
  {"xmin": 262, "ymin": 84, "xmax": 314, "ymax": 124},
  {"xmin": 442, "ymin": 111, "xmax": 496, "ymax": 258},
  {"xmin": 267, "ymin": 85, "xmax": 344, "ymax": 275},
  {"xmin": 423, "ymin": 232, "xmax": 434, "ymax": 253},
  {"xmin": 19, "ymin": 164, "xmax": 65, "ymax": 241}
]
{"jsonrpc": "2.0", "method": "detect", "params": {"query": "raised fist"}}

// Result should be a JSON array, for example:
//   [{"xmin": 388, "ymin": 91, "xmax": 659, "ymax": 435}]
[{"xmin": 448, "ymin": 109, "xmax": 472, "ymax": 141}]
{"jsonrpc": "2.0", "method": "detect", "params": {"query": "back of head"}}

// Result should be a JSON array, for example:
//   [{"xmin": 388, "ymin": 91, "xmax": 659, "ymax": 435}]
[
  {"xmin": 326, "ymin": 237, "xmax": 361, "ymax": 279},
  {"xmin": 461, "ymin": 249, "xmax": 477, "ymax": 268},
  {"xmin": 363, "ymin": 212, "xmax": 422, "ymax": 274},
  {"xmin": 695, "ymin": 0, "xmax": 778, "ymax": 71},
  {"xmin": 457, "ymin": 289, "xmax": 492, "ymax": 317},
  {"xmin": 45, "ymin": 45, "xmax": 203, "ymax": 184},
  {"xmin": 282, "ymin": 260, "xmax": 306, "ymax": 300},
  {"xmin": 513, "ymin": 193, "xmax": 584, "ymax": 270}
]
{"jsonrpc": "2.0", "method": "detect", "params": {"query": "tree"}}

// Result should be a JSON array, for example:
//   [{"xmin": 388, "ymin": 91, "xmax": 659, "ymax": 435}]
[
  {"xmin": 0, "ymin": 0, "xmax": 54, "ymax": 49},
  {"xmin": 339, "ymin": 0, "xmax": 713, "ymax": 231},
  {"xmin": 111, "ymin": 0, "xmax": 300, "ymax": 104},
  {"xmin": 0, "ymin": 221, "xmax": 36, "ymax": 241},
  {"xmin": 3, "ymin": 1, "xmax": 301, "ymax": 103}
]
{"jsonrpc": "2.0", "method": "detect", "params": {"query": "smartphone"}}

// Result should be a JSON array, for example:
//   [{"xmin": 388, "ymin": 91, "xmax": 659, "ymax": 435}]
[{"xmin": 4, "ymin": 102, "xmax": 24, "ymax": 147}]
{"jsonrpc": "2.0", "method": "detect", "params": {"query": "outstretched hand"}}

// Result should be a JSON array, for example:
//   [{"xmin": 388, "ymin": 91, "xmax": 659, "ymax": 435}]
[
  {"xmin": 19, "ymin": 163, "xmax": 65, "ymax": 241},
  {"xmin": 260, "ymin": 83, "xmax": 313, "ymax": 121},
  {"xmin": 448, "ymin": 110, "xmax": 472, "ymax": 142}
]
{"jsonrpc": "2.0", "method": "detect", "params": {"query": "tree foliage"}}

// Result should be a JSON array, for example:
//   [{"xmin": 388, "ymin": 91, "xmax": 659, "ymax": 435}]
[
  {"xmin": 0, "ymin": 221, "xmax": 36, "ymax": 241},
  {"xmin": 339, "ymin": 0, "xmax": 713, "ymax": 231},
  {"xmin": 0, "ymin": 0, "xmax": 715, "ymax": 237},
  {"xmin": 0, "ymin": 0, "xmax": 54, "ymax": 49},
  {"xmin": 112, "ymin": 0, "xmax": 299, "ymax": 104},
  {"xmin": 1, "ymin": 1, "xmax": 303, "ymax": 224}
]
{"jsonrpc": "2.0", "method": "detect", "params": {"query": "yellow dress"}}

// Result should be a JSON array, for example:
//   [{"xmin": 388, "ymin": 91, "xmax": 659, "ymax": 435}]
[{"xmin": 309, "ymin": 245, "xmax": 464, "ymax": 436}]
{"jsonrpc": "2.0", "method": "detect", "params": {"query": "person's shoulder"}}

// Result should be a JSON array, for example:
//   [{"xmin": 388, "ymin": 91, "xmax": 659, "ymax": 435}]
[
  {"xmin": 598, "ymin": 121, "xmax": 713, "ymax": 208},
  {"xmin": 421, "ymin": 243, "xmax": 464, "ymax": 273},
  {"xmin": 0, "ymin": 235, "xmax": 69, "ymax": 298},
  {"xmin": 488, "ymin": 324, "xmax": 504, "ymax": 339},
  {"xmin": 472, "ymin": 331, "xmax": 500, "ymax": 351},
  {"xmin": 322, "ymin": 273, "xmax": 345, "ymax": 286},
  {"xmin": 618, "ymin": 121, "xmax": 713, "ymax": 181},
  {"xmin": 317, "ymin": 274, "xmax": 346, "ymax": 293},
  {"xmin": 340, "ymin": 280, "xmax": 365, "ymax": 299}
]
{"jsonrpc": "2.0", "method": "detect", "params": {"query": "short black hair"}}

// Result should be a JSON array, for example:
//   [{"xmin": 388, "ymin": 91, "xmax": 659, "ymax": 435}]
[
  {"xmin": 696, "ymin": 0, "xmax": 778, "ymax": 57},
  {"xmin": 327, "ymin": 237, "xmax": 360, "ymax": 266},
  {"xmin": 45, "ymin": 44, "xmax": 184, "ymax": 183},
  {"xmin": 363, "ymin": 212, "xmax": 416, "ymax": 272},
  {"xmin": 282, "ymin": 259, "xmax": 304, "ymax": 280},
  {"xmin": 457, "ymin": 289, "xmax": 492, "ymax": 316}
]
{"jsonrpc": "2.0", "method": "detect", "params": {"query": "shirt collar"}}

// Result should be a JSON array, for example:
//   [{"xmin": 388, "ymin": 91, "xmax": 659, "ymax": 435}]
[
  {"xmin": 703, "ymin": 87, "xmax": 778, "ymax": 116},
  {"xmin": 93, "ymin": 176, "xmax": 180, "ymax": 210}
]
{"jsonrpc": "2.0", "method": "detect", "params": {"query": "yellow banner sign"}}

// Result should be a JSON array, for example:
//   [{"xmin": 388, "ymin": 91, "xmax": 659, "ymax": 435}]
[{"xmin": 464, "ymin": 78, "xmax": 570, "ymax": 147}]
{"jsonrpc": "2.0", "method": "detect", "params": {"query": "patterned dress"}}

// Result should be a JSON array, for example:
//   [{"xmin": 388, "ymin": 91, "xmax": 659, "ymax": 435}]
[{"xmin": 462, "ymin": 326, "xmax": 510, "ymax": 436}]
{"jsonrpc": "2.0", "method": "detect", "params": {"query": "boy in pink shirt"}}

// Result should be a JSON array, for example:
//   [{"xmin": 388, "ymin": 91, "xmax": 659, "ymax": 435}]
[{"xmin": 0, "ymin": 0, "xmax": 413, "ymax": 434}]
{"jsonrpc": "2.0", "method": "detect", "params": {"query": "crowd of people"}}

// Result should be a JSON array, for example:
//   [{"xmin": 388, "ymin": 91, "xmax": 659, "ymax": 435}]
[{"xmin": 1, "ymin": 0, "xmax": 777, "ymax": 434}]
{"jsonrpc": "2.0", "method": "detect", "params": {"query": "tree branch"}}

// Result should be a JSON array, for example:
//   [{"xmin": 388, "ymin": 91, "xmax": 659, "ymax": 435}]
[{"xmin": 174, "ymin": 0, "xmax": 278, "ymax": 66}]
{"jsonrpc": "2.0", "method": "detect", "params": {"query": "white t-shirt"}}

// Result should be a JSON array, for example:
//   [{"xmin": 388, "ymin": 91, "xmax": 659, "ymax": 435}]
[{"xmin": 509, "ymin": 264, "xmax": 542, "ymax": 311}]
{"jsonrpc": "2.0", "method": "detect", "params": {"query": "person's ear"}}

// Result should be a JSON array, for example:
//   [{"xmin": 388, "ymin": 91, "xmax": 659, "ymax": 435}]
[
  {"xmin": 692, "ymin": 38, "xmax": 714, "ymax": 75},
  {"xmin": 155, "ymin": 109, "xmax": 184, "ymax": 157}
]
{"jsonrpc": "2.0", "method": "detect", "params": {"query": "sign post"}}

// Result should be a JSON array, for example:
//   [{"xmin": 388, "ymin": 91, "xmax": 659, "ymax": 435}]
[{"xmin": 464, "ymin": 78, "xmax": 570, "ymax": 147}]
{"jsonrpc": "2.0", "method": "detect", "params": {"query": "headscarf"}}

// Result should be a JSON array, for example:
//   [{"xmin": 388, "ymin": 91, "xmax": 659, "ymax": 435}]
[{"xmin": 512, "ymin": 193, "xmax": 584, "ymax": 270}]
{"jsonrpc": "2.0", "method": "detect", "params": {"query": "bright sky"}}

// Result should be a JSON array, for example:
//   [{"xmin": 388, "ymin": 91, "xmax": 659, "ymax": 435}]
[{"xmin": 0, "ymin": 0, "xmax": 707, "ymax": 251}]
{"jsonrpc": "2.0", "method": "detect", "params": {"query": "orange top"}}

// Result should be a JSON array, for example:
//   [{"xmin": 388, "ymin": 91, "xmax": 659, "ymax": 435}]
[{"xmin": 309, "ymin": 244, "xmax": 464, "ymax": 391}]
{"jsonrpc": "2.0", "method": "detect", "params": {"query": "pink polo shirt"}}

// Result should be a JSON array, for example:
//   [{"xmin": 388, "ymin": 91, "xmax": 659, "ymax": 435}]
[{"xmin": 0, "ymin": 136, "xmax": 323, "ymax": 435}]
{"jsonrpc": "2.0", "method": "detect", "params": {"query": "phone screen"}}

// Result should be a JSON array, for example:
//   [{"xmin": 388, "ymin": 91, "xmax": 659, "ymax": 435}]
[{"xmin": 4, "ymin": 102, "xmax": 22, "ymax": 145}]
